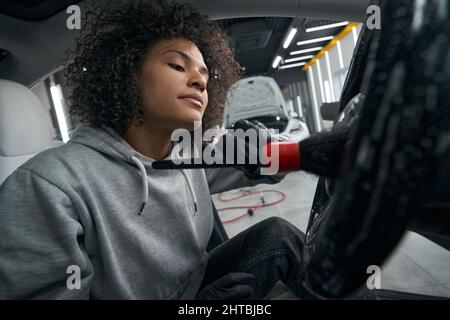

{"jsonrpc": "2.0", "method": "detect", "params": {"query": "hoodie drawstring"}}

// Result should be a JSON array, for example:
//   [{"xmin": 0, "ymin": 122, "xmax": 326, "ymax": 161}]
[
  {"xmin": 181, "ymin": 169, "xmax": 199, "ymax": 214},
  {"xmin": 131, "ymin": 155, "xmax": 198, "ymax": 215},
  {"xmin": 131, "ymin": 155, "xmax": 148, "ymax": 215}
]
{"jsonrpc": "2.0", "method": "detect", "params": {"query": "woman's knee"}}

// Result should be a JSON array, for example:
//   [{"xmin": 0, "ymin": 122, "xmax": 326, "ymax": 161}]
[{"xmin": 255, "ymin": 217, "xmax": 305, "ymax": 243}]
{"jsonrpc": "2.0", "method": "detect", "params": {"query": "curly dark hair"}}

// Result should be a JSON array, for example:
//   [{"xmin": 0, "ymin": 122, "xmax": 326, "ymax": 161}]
[{"xmin": 64, "ymin": 0, "xmax": 241, "ymax": 135}]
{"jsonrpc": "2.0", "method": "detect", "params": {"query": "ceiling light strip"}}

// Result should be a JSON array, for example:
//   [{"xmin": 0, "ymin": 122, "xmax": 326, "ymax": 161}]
[
  {"xmin": 297, "ymin": 36, "xmax": 334, "ymax": 46},
  {"xmin": 279, "ymin": 62, "xmax": 307, "ymax": 69},
  {"xmin": 272, "ymin": 55, "xmax": 282, "ymax": 69},
  {"xmin": 290, "ymin": 46, "xmax": 323, "ymax": 55},
  {"xmin": 306, "ymin": 21, "xmax": 349, "ymax": 33},
  {"xmin": 303, "ymin": 22, "xmax": 360, "ymax": 71},
  {"xmin": 284, "ymin": 55, "xmax": 314, "ymax": 63},
  {"xmin": 283, "ymin": 28, "xmax": 298, "ymax": 49}
]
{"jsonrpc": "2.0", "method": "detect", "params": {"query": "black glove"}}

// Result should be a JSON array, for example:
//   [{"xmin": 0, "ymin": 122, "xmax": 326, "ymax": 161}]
[
  {"xmin": 196, "ymin": 272, "xmax": 255, "ymax": 300},
  {"xmin": 198, "ymin": 119, "xmax": 290, "ymax": 179},
  {"xmin": 230, "ymin": 119, "xmax": 290, "ymax": 179}
]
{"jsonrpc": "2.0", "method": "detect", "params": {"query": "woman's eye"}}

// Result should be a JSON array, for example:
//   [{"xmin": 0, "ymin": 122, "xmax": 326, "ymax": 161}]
[{"xmin": 169, "ymin": 63, "xmax": 185, "ymax": 72}]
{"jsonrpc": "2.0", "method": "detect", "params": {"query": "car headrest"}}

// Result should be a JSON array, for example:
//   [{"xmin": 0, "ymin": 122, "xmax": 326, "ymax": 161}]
[
  {"xmin": 0, "ymin": 79, "xmax": 53, "ymax": 156},
  {"xmin": 0, "ymin": 79, "xmax": 53, "ymax": 184}
]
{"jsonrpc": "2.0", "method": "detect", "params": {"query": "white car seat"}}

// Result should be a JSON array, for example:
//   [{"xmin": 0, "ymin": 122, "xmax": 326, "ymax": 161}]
[{"xmin": 0, "ymin": 79, "xmax": 55, "ymax": 185}]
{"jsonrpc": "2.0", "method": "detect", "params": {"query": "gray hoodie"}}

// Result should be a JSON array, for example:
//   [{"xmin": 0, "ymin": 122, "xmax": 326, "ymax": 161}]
[{"xmin": 0, "ymin": 125, "xmax": 282, "ymax": 299}]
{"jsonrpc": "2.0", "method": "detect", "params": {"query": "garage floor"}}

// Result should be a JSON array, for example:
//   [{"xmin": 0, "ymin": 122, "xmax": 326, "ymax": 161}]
[{"xmin": 212, "ymin": 171, "xmax": 450, "ymax": 299}]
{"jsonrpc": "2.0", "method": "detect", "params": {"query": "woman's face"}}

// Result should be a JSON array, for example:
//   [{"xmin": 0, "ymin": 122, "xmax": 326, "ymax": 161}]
[{"xmin": 135, "ymin": 38, "xmax": 209, "ymax": 133}]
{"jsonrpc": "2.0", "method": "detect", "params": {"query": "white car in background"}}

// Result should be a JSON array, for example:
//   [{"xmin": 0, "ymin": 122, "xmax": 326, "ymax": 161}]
[{"xmin": 223, "ymin": 76, "xmax": 310, "ymax": 141}]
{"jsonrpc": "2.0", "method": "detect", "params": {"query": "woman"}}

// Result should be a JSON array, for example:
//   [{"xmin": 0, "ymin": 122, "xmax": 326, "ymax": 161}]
[{"xmin": 0, "ymin": 0, "xmax": 306, "ymax": 299}]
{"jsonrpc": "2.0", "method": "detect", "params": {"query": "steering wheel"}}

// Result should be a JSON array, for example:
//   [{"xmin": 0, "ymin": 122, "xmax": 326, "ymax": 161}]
[{"xmin": 302, "ymin": 0, "xmax": 450, "ymax": 298}]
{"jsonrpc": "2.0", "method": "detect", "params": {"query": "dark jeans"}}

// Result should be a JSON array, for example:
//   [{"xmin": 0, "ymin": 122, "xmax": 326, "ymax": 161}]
[{"xmin": 199, "ymin": 217, "xmax": 308, "ymax": 299}]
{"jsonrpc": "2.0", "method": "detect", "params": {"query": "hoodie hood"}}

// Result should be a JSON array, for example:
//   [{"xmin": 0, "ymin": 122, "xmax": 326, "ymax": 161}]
[{"xmin": 69, "ymin": 124, "xmax": 157, "ymax": 166}]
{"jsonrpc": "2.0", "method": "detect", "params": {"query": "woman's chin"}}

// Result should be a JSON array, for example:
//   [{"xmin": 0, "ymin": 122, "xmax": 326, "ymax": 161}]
[{"xmin": 172, "ymin": 118, "xmax": 203, "ymax": 131}]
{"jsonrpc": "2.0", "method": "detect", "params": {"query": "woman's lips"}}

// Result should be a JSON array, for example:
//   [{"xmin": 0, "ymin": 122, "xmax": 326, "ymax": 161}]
[{"xmin": 180, "ymin": 97, "xmax": 203, "ymax": 108}]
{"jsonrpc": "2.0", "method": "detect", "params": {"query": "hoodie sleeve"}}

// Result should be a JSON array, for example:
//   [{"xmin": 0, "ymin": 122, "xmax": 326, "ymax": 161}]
[
  {"xmin": 205, "ymin": 167, "xmax": 287, "ymax": 195},
  {"xmin": 0, "ymin": 168, "xmax": 94, "ymax": 299}
]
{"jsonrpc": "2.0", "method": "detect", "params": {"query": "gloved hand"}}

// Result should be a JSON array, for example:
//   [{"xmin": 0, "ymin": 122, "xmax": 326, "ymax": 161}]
[
  {"xmin": 230, "ymin": 119, "xmax": 290, "ymax": 179},
  {"xmin": 196, "ymin": 272, "xmax": 255, "ymax": 300}
]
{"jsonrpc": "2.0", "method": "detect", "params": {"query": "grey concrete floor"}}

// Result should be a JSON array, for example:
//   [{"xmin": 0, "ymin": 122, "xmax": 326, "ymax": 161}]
[{"xmin": 212, "ymin": 171, "xmax": 450, "ymax": 299}]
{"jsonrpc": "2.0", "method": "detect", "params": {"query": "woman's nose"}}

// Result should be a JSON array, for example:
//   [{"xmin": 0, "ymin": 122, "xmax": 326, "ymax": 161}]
[{"xmin": 189, "ymin": 72, "xmax": 207, "ymax": 92}]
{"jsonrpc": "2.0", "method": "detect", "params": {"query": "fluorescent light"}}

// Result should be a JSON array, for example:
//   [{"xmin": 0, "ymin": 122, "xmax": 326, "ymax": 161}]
[
  {"xmin": 284, "ymin": 55, "xmax": 314, "ymax": 63},
  {"xmin": 337, "ymin": 40, "xmax": 344, "ymax": 69},
  {"xmin": 316, "ymin": 60, "xmax": 325, "ymax": 103},
  {"xmin": 307, "ymin": 67, "xmax": 322, "ymax": 131},
  {"xmin": 296, "ymin": 95, "xmax": 303, "ymax": 118},
  {"xmin": 279, "ymin": 62, "xmax": 306, "ymax": 69},
  {"xmin": 297, "ymin": 36, "xmax": 333, "ymax": 46},
  {"xmin": 287, "ymin": 100, "xmax": 294, "ymax": 114},
  {"xmin": 283, "ymin": 28, "xmax": 297, "ymax": 49},
  {"xmin": 306, "ymin": 21, "xmax": 349, "ymax": 33},
  {"xmin": 290, "ymin": 46, "xmax": 323, "ymax": 55},
  {"xmin": 50, "ymin": 84, "xmax": 70, "ymax": 143},
  {"xmin": 352, "ymin": 26, "xmax": 358, "ymax": 47},
  {"xmin": 325, "ymin": 51, "xmax": 336, "ymax": 101},
  {"xmin": 272, "ymin": 55, "xmax": 282, "ymax": 69}
]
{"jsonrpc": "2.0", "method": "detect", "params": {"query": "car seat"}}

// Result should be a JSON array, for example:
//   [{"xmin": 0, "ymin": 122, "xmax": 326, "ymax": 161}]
[{"xmin": 0, "ymin": 79, "xmax": 55, "ymax": 185}]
